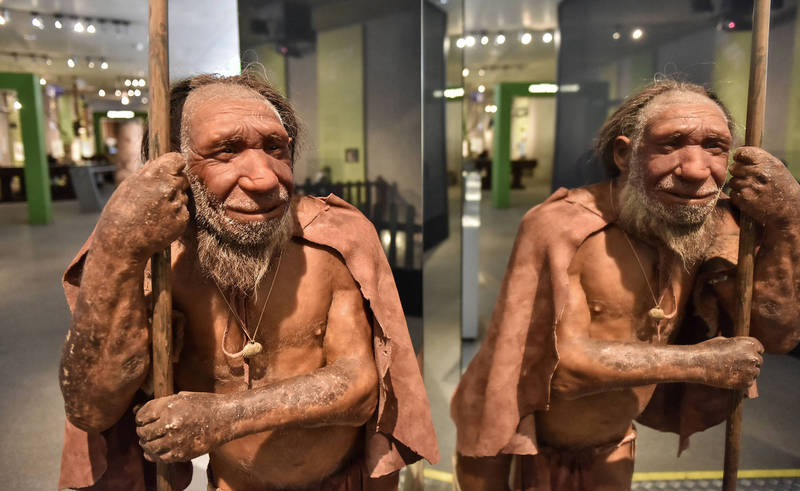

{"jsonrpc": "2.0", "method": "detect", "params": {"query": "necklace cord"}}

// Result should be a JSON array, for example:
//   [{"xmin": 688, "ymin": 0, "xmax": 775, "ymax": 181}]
[
  {"xmin": 609, "ymin": 180, "xmax": 678, "ymax": 339},
  {"xmin": 214, "ymin": 249, "xmax": 284, "ymax": 357}
]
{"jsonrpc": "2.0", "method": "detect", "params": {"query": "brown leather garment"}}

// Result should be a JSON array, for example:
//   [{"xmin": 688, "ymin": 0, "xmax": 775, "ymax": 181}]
[
  {"xmin": 59, "ymin": 194, "xmax": 439, "ymax": 490},
  {"xmin": 451, "ymin": 183, "xmax": 740, "ymax": 459}
]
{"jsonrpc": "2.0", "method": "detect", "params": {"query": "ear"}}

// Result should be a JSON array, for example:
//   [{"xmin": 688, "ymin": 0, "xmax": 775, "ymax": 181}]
[{"xmin": 612, "ymin": 136, "xmax": 632, "ymax": 174}]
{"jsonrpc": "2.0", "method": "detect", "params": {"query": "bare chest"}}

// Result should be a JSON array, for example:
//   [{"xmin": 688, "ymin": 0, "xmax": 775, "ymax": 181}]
[
  {"xmin": 170, "ymin": 248, "xmax": 334, "ymax": 393},
  {"xmin": 577, "ymin": 228, "xmax": 698, "ymax": 344}
]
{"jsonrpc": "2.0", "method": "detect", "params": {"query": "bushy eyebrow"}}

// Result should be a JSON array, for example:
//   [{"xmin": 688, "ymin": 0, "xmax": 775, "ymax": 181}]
[{"xmin": 214, "ymin": 134, "xmax": 246, "ymax": 147}]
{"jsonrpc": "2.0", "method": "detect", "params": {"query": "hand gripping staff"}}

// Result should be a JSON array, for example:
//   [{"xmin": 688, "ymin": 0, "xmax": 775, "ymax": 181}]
[
  {"xmin": 722, "ymin": 0, "xmax": 771, "ymax": 489},
  {"xmin": 147, "ymin": 1, "xmax": 175, "ymax": 490}
]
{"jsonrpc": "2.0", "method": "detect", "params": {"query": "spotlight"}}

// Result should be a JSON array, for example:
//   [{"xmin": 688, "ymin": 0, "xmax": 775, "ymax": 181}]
[
  {"xmin": 477, "ymin": 85, "xmax": 485, "ymax": 93},
  {"xmin": 495, "ymin": 33, "xmax": 506, "ymax": 45},
  {"xmin": 133, "ymin": 89, "xmax": 141, "ymax": 97},
  {"xmin": 31, "ymin": 14, "xmax": 44, "ymax": 30},
  {"xmin": 124, "ymin": 79, "xmax": 131, "ymax": 86},
  {"xmin": 39, "ymin": 78, "xmax": 47, "ymax": 86},
  {"xmin": 121, "ymin": 96, "xmax": 130, "ymax": 105},
  {"xmin": 520, "ymin": 32, "xmax": 532, "ymax": 45},
  {"xmin": 45, "ymin": 57, "xmax": 53, "ymax": 65},
  {"xmin": 456, "ymin": 37, "xmax": 466, "ymax": 49},
  {"xmin": 100, "ymin": 60, "xmax": 109, "ymax": 70},
  {"xmin": 87, "ymin": 59, "xmax": 95, "ymax": 69},
  {"xmin": 114, "ymin": 90, "xmax": 122, "ymax": 97},
  {"xmin": 141, "ymin": 97, "xmax": 148, "ymax": 104},
  {"xmin": 465, "ymin": 35, "xmax": 476, "ymax": 47},
  {"xmin": 86, "ymin": 22, "xmax": 96, "ymax": 34},
  {"xmin": 74, "ymin": 20, "xmax": 85, "ymax": 33},
  {"xmin": 127, "ymin": 89, "xmax": 134, "ymax": 96},
  {"xmin": 0, "ymin": 10, "xmax": 8, "ymax": 26},
  {"xmin": 131, "ymin": 79, "xmax": 139, "ymax": 87},
  {"xmin": 462, "ymin": 68, "xmax": 470, "ymax": 77},
  {"xmin": 138, "ymin": 79, "xmax": 145, "ymax": 86},
  {"xmin": 67, "ymin": 57, "xmax": 76, "ymax": 68},
  {"xmin": 631, "ymin": 28, "xmax": 644, "ymax": 40},
  {"xmin": 612, "ymin": 31, "xmax": 621, "ymax": 40},
  {"xmin": 484, "ymin": 104, "xmax": 497, "ymax": 113},
  {"xmin": 13, "ymin": 101, "xmax": 22, "ymax": 110},
  {"xmin": 542, "ymin": 32, "xmax": 553, "ymax": 43},
  {"xmin": 54, "ymin": 17, "xmax": 63, "ymax": 29},
  {"xmin": 478, "ymin": 68, "xmax": 485, "ymax": 76},
  {"xmin": 98, "ymin": 89, "xmax": 106, "ymax": 97},
  {"xmin": 480, "ymin": 35, "xmax": 489, "ymax": 45}
]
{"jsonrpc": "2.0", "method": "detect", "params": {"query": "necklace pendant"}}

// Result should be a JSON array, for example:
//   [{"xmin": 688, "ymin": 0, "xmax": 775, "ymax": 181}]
[
  {"xmin": 241, "ymin": 341, "xmax": 263, "ymax": 359},
  {"xmin": 648, "ymin": 307, "xmax": 666, "ymax": 320}
]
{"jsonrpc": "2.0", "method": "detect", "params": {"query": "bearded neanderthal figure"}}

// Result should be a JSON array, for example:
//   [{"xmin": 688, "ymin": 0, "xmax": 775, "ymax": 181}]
[
  {"xmin": 58, "ymin": 72, "xmax": 438, "ymax": 491},
  {"xmin": 451, "ymin": 79, "xmax": 800, "ymax": 490}
]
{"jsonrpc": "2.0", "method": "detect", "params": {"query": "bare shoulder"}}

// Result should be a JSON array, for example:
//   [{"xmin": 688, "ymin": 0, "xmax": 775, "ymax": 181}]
[{"xmin": 293, "ymin": 237, "xmax": 357, "ymax": 294}]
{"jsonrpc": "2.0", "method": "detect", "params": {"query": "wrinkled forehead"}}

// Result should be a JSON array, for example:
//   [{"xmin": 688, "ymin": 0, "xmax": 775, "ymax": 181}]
[
  {"xmin": 641, "ymin": 90, "xmax": 730, "ymax": 132},
  {"xmin": 181, "ymin": 83, "xmax": 282, "ymax": 132}
]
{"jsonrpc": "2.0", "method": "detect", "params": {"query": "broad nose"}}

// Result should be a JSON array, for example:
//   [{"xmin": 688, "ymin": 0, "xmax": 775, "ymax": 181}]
[
  {"xmin": 236, "ymin": 150, "xmax": 280, "ymax": 193},
  {"xmin": 673, "ymin": 146, "xmax": 713, "ymax": 182}
]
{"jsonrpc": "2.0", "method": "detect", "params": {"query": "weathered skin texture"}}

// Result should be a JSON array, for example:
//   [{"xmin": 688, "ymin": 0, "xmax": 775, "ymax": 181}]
[
  {"xmin": 454, "ymin": 93, "xmax": 800, "ymax": 490},
  {"xmin": 59, "ymin": 86, "xmax": 390, "ymax": 490}
]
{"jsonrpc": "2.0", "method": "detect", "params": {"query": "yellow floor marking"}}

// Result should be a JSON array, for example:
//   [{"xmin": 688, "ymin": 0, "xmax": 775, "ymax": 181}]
[
  {"xmin": 423, "ymin": 468, "xmax": 800, "ymax": 483},
  {"xmin": 632, "ymin": 469, "xmax": 800, "ymax": 480},
  {"xmin": 423, "ymin": 467, "xmax": 454, "ymax": 482}
]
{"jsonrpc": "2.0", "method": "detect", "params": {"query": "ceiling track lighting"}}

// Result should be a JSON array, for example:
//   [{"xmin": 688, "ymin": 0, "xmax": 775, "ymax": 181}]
[
  {"xmin": 451, "ymin": 29, "xmax": 557, "ymax": 49},
  {"xmin": 0, "ymin": 8, "xmax": 132, "ymax": 34}
]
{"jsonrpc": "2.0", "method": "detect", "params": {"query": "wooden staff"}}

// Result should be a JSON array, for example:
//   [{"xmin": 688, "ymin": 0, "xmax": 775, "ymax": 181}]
[
  {"xmin": 722, "ymin": 1, "xmax": 771, "ymax": 489},
  {"xmin": 148, "ymin": 0, "xmax": 175, "ymax": 490}
]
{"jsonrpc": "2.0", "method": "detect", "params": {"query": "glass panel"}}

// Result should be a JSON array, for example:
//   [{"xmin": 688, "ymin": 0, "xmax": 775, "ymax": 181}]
[
  {"xmin": 422, "ymin": 0, "xmax": 465, "ymax": 484},
  {"xmin": 453, "ymin": 0, "xmax": 800, "ymax": 487}
]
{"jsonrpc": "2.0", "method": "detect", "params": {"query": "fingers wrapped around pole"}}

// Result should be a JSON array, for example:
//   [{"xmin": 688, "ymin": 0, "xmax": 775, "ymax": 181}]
[
  {"xmin": 147, "ymin": 0, "xmax": 174, "ymax": 490},
  {"xmin": 723, "ymin": 0, "xmax": 771, "ymax": 489}
]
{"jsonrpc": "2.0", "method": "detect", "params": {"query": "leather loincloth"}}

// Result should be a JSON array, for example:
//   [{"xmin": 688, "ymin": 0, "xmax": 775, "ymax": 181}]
[{"xmin": 513, "ymin": 425, "xmax": 637, "ymax": 491}]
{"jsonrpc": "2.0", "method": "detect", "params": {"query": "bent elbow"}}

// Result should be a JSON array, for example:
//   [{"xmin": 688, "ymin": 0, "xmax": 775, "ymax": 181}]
[
  {"xmin": 549, "ymin": 341, "xmax": 595, "ymax": 400},
  {"xmin": 346, "ymin": 368, "xmax": 379, "ymax": 427},
  {"xmin": 762, "ymin": 330, "xmax": 800, "ymax": 354},
  {"xmin": 64, "ymin": 405, "xmax": 118, "ymax": 434},
  {"xmin": 549, "ymin": 369, "xmax": 587, "ymax": 401},
  {"xmin": 750, "ymin": 316, "xmax": 800, "ymax": 354}
]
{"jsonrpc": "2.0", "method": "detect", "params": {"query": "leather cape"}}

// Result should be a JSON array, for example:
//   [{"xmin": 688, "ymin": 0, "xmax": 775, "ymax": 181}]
[
  {"xmin": 59, "ymin": 194, "xmax": 439, "ymax": 490},
  {"xmin": 451, "ymin": 183, "xmax": 740, "ymax": 458}
]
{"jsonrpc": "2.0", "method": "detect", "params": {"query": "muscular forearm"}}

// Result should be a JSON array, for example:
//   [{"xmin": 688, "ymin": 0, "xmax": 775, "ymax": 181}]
[
  {"xmin": 553, "ymin": 338, "xmax": 718, "ymax": 399},
  {"xmin": 751, "ymin": 225, "xmax": 800, "ymax": 353},
  {"xmin": 223, "ymin": 358, "xmax": 378, "ymax": 441},
  {"xmin": 60, "ymin": 242, "xmax": 151, "ymax": 432}
]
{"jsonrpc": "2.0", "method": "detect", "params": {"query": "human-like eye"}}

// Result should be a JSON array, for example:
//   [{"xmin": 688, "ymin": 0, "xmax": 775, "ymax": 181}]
[
  {"xmin": 702, "ymin": 139, "xmax": 729, "ymax": 154},
  {"xmin": 219, "ymin": 146, "xmax": 235, "ymax": 154}
]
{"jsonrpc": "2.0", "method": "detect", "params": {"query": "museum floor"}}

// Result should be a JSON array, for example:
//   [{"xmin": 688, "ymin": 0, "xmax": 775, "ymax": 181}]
[{"xmin": 0, "ymin": 185, "xmax": 797, "ymax": 489}]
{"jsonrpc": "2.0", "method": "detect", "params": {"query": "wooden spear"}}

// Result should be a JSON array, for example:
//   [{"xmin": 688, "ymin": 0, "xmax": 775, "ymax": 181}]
[
  {"xmin": 148, "ymin": 1, "xmax": 175, "ymax": 490},
  {"xmin": 722, "ymin": 0, "xmax": 771, "ymax": 489}
]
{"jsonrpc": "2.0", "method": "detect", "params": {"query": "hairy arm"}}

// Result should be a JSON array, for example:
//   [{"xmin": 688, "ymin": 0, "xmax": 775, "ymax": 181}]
[
  {"xmin": 135, "ymin": 253, "xmax": 378, "ymax": 463},
  {"xmin": 551, "ymin": 238, "xmax": 762, "ymax": 401},
  {"xmin": 59, "ymin": 154, "xmax": 188, "ymax": 432}
]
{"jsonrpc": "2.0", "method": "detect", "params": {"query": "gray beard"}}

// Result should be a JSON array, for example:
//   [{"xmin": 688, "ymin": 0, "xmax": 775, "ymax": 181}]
[
  {"xmin": 618, "ymin": 156, "xmax": 721, "ymax": 268},
  {"xmin": 187, "ymin": 172, "xmax": 293, "ymax": 296}
]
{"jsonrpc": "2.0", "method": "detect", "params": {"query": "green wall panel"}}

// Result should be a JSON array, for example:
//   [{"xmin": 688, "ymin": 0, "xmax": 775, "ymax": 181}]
[{"xmin": 0, "ymin": 72, "xmax": 51, "ymax": 224}]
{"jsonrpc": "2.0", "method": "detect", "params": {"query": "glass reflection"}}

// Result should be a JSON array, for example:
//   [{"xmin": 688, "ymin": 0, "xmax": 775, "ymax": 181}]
[{"xmin": 451, "ymin": 0, "xmax": 800, "ymax": 488}]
